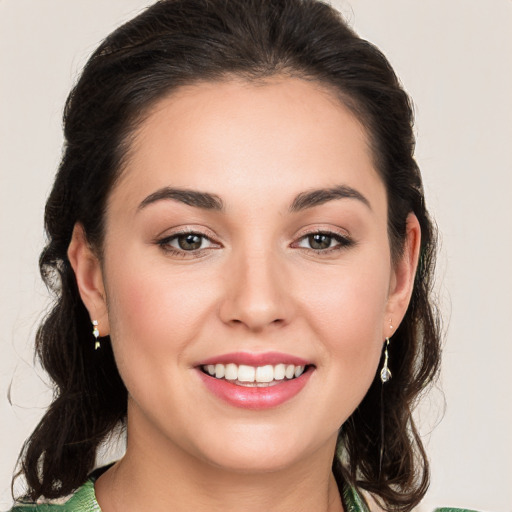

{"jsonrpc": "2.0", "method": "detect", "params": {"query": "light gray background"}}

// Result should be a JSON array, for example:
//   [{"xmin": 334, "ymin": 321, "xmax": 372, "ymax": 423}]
[{"xmin": 1, "ymin": 1, "xmax": 511, "ymax": 510}]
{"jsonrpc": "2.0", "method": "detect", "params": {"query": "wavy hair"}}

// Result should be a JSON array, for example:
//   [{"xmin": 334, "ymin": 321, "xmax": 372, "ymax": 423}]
[{"xmin": 14, "ymin": 1, "xmax": 441, "ymax": 510}]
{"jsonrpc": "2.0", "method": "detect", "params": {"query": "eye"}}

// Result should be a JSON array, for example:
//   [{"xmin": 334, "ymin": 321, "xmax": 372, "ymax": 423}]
[
  {"xmin": 173, "ymin": 233, "xmax": 207, "ymax": 251},
  {"xmin": 157, "ymin": 230, "xmax": 219, "ymax": 256},
  {"xmin": 294, "ymin": 231, "xmax": 353, "ymax": 252},
  {"xmin": 301, "ymin": 233, "xmax": 336, "ymax": 250}
]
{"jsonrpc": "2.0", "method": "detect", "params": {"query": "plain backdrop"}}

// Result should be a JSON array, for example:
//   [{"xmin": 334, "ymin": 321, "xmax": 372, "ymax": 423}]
[{"xmin": 1, "ymin": 1, "xmax": 511, "ymax": 510}]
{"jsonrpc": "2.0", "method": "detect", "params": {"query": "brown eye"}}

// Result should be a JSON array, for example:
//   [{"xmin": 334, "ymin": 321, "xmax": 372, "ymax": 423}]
[
  {"xmin": 308, "ymin": 233, "xmax": 333, "ymax": 250},
  {"xmin": 177, "ymin": 233, "xmax": 203, "ymax": 250},
  {"xmin": 294, "ymin": 231, "xmax": 354, "ymax": 253},
  {"xmin": 157, "ymin": 231, "xmax": 218, "ymax": 255}
]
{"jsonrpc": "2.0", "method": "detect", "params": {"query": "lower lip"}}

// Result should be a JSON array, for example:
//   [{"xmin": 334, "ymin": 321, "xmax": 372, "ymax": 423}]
[{"xmin": 197, "ymin": 369, "xmax": 313, "ymax": 410}]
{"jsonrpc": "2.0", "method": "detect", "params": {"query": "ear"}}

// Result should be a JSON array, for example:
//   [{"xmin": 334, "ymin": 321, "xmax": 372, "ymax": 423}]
[
  {"xmin": 67, "ymin": 223, "xmax": 110, "ymax": 336},
  {"xmin": 384, "ymin": 213, "xmax": 421, "ymax": 337}
]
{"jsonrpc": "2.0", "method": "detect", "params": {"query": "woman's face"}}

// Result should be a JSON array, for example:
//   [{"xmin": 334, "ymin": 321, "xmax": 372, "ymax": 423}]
[{"xmin": 73, "ymin": 77, "xmax": 418, "ymax": 474}]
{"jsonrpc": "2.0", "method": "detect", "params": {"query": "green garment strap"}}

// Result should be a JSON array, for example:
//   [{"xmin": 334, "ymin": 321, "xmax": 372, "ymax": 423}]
[
  {"xmin": 434, "ymin": 508, "xmax": 481, "ymax": 512},
  {"xmin": 9, "ymin": 479, "xmax": 100, "ymax": 512},
  {"xmin": 341, "ymin": 483, "xmax": 371, "ymax": 512}
]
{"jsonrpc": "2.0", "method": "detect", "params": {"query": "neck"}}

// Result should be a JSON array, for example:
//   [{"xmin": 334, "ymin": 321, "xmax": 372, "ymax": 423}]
[{"xmin": 95, "ymin": 408, "xmax": 343, "ymax": 512}]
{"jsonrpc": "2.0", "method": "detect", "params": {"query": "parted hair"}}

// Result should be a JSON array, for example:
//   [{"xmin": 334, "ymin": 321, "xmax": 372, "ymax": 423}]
[{"xmin": 14, "ymin": 1, "xmax": 441, "ymax": 510}]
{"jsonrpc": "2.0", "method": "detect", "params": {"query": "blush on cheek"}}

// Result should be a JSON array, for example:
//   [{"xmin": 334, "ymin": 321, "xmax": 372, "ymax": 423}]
[{"xmin": 108, "ymin": 268, "xmax": 216, "ymax": 355}]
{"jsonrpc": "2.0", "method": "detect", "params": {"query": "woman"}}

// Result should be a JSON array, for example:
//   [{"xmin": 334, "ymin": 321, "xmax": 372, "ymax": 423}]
[{"xmin": 10, "ymin": 0, "xmax": 445, "ymax": 510}]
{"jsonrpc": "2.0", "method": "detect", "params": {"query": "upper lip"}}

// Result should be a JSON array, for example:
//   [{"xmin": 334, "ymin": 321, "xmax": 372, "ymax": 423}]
[{"xmin": 195, "ymin": 351, "xmax": 312, "ymax": 367}]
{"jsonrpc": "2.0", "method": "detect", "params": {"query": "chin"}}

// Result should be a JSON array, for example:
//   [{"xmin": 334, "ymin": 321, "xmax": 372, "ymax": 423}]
[
  {"xmin": 202, "ymin": 446, "xmax": 305, "ymax": 475},
  {"xmin": 188, "ymin": 422, "xmax": 332, "ymax": 475}
]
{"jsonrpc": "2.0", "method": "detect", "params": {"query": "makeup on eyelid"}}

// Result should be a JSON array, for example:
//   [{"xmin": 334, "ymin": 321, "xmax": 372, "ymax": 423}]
[
  {"xmin": 155, "ymin": 228, "xmax": 355, "ymax": 258},
  {"xmin": 137, "ymin": 183, "xmax": 371, "ymax": 259}
]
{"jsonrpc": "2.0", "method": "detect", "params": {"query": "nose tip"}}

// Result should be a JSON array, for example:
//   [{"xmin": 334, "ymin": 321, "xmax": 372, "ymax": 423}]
[{"xmin": 227, "ymin": 301, "xmax": 286, "ymax": 331}]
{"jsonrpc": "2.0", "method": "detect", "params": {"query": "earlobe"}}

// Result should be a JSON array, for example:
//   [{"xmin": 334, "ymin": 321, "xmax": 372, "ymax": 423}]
[
  {"xmin": 67, "ymin": 223, "xmax": 110, "ymax": 336},
  {"xmin": 385, "ymin": 213, "xmax": 421, "ymax": 333}
]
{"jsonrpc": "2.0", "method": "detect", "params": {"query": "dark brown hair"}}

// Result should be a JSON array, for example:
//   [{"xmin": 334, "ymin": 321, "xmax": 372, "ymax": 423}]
[{"xmin": 14, "ymin": 1, "xmax": 441, "ymax": 510}]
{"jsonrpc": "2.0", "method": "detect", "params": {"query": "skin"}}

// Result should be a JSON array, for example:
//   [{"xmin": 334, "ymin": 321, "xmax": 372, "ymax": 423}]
[{"xmin": 68, "ymin": 77, "xmax": 420, "ymax": 512}]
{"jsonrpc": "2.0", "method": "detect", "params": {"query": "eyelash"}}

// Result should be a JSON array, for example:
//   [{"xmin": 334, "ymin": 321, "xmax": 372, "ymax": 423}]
[
  {"xmin": 292, "ymin": 230, "xmax": 354, "ymax": 254},
  {"xmin": 156, "ymin": 229, "xmax": 354, "ymax": 258},
  {"xmin": 157, "ymin": 229, "xmax": 219, "ymax": 259}
]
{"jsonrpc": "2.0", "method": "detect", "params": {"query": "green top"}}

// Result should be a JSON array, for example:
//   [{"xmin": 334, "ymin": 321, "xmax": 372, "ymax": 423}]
[
  {"xmin": 10, "ymin": 476, "xmax": 369, "ymax": 512},
  {"xmin": 9, "ymin": 479, "xmax": 100, "ymax": 512},
  {"xmin": 8, "ymin": 475, "xmax": 479, "ymax": 512}
]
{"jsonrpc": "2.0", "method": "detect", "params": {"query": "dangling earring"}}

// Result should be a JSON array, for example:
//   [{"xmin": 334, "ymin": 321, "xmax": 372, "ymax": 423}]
[
  {"xmin": 92, "ymin": 320, "xmax": 100, "ymax": 350},
  {"xmin": 380, "ymin": 337, "xmax": 392, "ymax": 383}
]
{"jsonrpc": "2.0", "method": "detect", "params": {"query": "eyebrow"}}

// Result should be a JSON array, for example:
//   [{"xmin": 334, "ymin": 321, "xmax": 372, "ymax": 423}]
[
  {"xmin": 138, "ymin": 184, "xmax": 370, "ymax": 213},
  {"xmin": 289, "ymin": 185, "xmax": 371, "ymax": 212},
  {"xmin": 138, "ymin": 187, "xmax": 224, "ymax": 211}
]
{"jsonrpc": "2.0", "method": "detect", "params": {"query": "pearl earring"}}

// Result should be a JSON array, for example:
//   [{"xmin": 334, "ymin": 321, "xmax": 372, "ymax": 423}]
[{"xmin": 92, "ymin": 320, "xmax": 100, "ymax": 350}]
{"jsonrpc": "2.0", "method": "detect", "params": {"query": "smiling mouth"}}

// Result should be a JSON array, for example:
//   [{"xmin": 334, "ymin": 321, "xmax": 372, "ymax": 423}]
[{"xmin": 200, "ymin": 363, "xmax": 311, "ymax": 387}]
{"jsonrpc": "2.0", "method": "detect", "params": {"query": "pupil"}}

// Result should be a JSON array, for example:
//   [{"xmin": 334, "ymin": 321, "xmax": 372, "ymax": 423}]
[
  {"xmin": 309, "ymin": 234, "xmax": 331, "ymax": 250},
  {"xmin": 178, "ymin": 234, "xmax": 202, "ymax": 250}
]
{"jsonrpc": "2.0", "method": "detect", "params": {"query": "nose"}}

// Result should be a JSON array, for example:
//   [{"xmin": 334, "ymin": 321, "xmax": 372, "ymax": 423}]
[{"xmin": 219, "ymin": 248, "xmax": 291, "ymax": 332}]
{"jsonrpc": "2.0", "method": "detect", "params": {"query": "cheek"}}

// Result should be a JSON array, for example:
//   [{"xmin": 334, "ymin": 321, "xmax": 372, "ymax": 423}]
[
  {"xmin": 296, "ymin": 257, "xmax": 389, "ymax": 406},
  {"xmin": 104, "ymin": 262, "xmax": 217, "ymax": 371},
  {"xmin": 299, "ymin": 257, "xmax": 390, "ymax": 341}
]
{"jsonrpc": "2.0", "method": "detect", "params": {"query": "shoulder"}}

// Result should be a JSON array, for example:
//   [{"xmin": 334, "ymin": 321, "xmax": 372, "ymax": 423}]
[
  {"xmin": 8, "ymin": 479, "xmax": 100, "ymax": 512},
  {"xmin": 342, "ymin": 483, "xmax": 481, "ymax": 512}
]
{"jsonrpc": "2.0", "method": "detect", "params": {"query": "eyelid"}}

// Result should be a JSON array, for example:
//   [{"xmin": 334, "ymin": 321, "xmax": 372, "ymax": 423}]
[
  {"xmin": 293, "ymin": 225, "xmax": 350, "ymax": 239},
  {"xmin": 290, "ymin": 227, "xmax": 354, "ymax": 253},
  {"xmin": 154, "ymin": 225, "xmax": 354, "ymax": 257},
  {"xmin": 155, "ymin": 224, "xmax": 222, "ymax": 243}
]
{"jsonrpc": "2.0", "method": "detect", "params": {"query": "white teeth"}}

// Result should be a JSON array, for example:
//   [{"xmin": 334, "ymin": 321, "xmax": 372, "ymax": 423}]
[
  {"xmin": 255, "ymin": 365, "xmax": 274, "ymax": 383},
  {"xmin": 224, "ymin": 363, "xmax": 238, "ymax": 381},
  {"xmin": 238, "ymin": 365, "xmax": 256, "ymax": 382},
  {"xmin": 214, "ymin": 363, "xmax": 225, "ymax": 378},
  {"xmin": 202, "ymin": 362, "xmax": 309, "ymax": 383},
  {"xmin": 274, "ymin": 363, "xmax": 286, "ymax": 380}
]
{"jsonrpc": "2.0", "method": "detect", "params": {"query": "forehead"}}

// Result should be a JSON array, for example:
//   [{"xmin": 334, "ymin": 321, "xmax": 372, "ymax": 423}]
[{"xmin": 109, "ymin": 77, "xmax": 385, "ymax": 216}]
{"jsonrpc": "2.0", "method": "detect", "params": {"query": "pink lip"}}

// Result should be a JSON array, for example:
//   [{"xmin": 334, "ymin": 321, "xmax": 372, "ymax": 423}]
[
  {"xmin": 196, "ymin": 351, "xmax": 310, "ymax": 367},
  {"xmin": 197, "ymin": 368, "xmax": 313, "ymax": 410}
]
